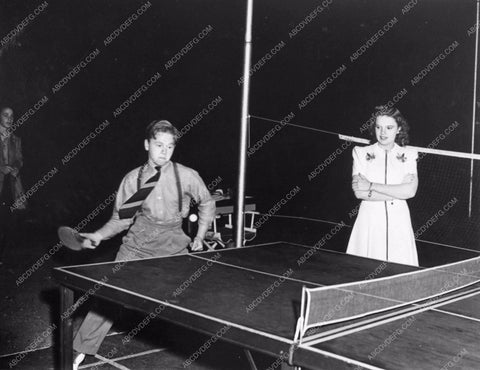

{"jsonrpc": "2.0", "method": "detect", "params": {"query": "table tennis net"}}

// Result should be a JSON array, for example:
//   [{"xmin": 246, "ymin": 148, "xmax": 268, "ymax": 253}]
[{"xmin": 298, "ymin": 256, "xmax": 480, "ymax": 341}]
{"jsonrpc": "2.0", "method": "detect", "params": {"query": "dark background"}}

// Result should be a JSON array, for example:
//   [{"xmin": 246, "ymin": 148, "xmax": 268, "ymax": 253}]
[
  {"xmin": 0, "ymin": 0, "xmax": 479, "ymax": 250},
  {"xmin": 1, "ymin": 0, "xmax": 480, "ymax": 364}
]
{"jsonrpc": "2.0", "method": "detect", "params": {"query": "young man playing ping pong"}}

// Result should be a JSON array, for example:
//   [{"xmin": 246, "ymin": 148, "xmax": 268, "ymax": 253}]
[{"xmin": 73, "ymin": 120, "xmax": 215, "ymax": 369}]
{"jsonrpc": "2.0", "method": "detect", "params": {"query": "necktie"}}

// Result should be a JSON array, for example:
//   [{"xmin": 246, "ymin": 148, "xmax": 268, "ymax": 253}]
[{"xmin": 118, "ymin": 166, "xmax": 161, "ymax": 219}]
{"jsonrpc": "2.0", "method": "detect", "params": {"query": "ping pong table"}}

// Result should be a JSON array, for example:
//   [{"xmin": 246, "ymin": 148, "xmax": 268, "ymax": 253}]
[{"xmin": 53, "ymin": 242, "xmax": 480, "ymax": 369}]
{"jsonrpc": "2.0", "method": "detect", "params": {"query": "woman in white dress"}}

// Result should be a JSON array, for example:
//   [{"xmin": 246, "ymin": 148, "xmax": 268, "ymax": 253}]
[{"xmin": 347, "ymin": 106, "xmax": 419, "ymax": 266}]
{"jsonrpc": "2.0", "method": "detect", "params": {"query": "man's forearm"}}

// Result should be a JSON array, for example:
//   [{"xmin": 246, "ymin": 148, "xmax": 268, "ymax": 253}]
[
  {"xmin": 95, "ymin": 216, "xmax": 131, "ymax": 240},
  {"xmin": 197, "ymin": 197, "xmax": 216, "ymax": 238},
  {"xmin": 196, "ymin": 223, "xmax": 209, "ymax": 240}
]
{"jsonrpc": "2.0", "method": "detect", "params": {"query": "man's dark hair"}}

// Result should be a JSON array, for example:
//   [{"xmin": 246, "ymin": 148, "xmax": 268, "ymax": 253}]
[{"xmin": 145, "ymin": 120, "xmax": 180, "ymax": 143}]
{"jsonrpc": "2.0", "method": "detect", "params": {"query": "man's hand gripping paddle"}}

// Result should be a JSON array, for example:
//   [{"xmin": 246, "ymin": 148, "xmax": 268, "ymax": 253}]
[{"xmin": 57, "ymin": 226, "xmax": 95, "ymax": 250}]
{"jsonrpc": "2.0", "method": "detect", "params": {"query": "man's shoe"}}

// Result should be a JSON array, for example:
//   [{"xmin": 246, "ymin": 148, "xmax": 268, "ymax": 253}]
[{"xmin": 73, "ymin": 352, "xmax": 85, "ymax": 370}]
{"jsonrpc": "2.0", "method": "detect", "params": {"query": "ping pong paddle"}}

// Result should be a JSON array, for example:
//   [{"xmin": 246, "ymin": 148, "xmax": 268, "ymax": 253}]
[{"xmin": 58, "ymin": 226, "xmax": 93, "ymax": 250}]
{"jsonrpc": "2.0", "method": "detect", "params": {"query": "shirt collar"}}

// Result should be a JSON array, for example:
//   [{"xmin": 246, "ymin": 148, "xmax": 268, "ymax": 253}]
[
  {"xmin": 147, "ymin": 160, "xmax": 172, "ymax": 172},
  {"xmin": 374, "ymin": 142, "xmax": 401, "ymax": 155}
]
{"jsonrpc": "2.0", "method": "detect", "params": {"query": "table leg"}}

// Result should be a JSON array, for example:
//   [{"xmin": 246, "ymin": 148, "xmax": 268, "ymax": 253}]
[
  {"xmin": 60, "ymin": 286, "xmax": 74, "ymax": 370},
  {"xmin": 280, "ymin": 362, "xmax": 297, "ymax": 370},
  {"xmin": 243, "ymin": 349, "xmax": 258, "ymax": 370}
]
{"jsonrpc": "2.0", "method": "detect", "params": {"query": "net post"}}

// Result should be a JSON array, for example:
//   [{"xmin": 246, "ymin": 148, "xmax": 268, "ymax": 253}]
[
  {"xmin": 235, "ymin": 0, "xmax": 254, "ymax": 248},
  {"xmin": 469, "ymin": 0, "xmax": 480, "ymax": 218}
]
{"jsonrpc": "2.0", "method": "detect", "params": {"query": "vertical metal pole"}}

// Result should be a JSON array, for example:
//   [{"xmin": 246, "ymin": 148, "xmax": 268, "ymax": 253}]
[
  {"xmin": 235, "ymin": 0, "xmax": 254, "ymax": 247},
  {"xmin": 469, "ymin": 0, "xmax": 479, "ymax": 218}
]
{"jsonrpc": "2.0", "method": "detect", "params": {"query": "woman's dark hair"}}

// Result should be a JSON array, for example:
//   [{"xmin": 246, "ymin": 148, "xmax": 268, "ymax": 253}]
[
  {"xmin": 145, "ymin": 120, "xmax": 180, "ymax": 143},
  {"xmin": 368, "ymin": 105, "xmax": 410, "ymax": 146}
]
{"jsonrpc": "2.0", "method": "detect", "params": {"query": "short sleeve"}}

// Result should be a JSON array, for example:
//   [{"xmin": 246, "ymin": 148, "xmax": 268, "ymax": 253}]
[
  {"xmin": 405, "ymin": 149, "xmax": 418, "ymax": 175},
  {"xmin": 352, "ymin": 146, "xmax": 365, "ymax": 176}
]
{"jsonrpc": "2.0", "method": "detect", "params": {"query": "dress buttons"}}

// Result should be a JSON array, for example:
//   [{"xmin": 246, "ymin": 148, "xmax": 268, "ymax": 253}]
[{"xmin": 391, "ymin": 202, "xmax": 394, "ymax": 205}]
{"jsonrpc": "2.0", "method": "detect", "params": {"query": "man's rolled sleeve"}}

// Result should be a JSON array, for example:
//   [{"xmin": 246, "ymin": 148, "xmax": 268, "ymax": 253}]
[
  {"xmin": 189, "ymin": 171, "xmax": 215, "ymax": 229},
  {"xmin": 198, "ymin": 196, "xmax": 215, "ymax": 229}
]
